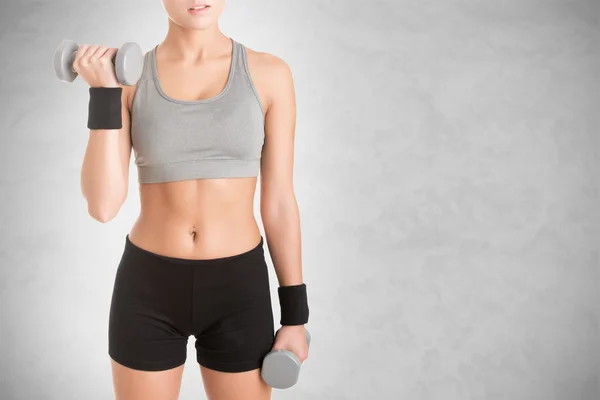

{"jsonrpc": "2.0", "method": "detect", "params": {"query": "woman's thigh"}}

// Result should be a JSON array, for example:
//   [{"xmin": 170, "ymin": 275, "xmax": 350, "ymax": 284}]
[
  {"xmin": 110, "ymin": 358, "xmax": 185, "ymax": 400},
  {"xmin": 200, "ymin": 366, "xmax": 272, "ymax": 400}
]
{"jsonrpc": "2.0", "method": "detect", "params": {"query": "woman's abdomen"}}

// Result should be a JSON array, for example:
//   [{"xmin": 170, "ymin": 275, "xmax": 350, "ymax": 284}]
[{"xmin": 128, "ymin": 177, "xmax": 261, "ymax": 260}]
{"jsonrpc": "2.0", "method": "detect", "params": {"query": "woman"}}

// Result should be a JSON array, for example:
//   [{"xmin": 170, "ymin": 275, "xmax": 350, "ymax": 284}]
[{"xmin": 74, "ymin": 1, "xmax": 309, "ymax": 399}]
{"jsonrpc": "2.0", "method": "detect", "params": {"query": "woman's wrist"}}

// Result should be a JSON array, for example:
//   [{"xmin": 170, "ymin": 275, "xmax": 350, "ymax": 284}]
[
  {"xmin": 87, "ymin": 87, "xmax": 122, "ymax": 130},
  {"xmin": 278, "ymin": 283, "xmax": 309, "ymax": 326}
]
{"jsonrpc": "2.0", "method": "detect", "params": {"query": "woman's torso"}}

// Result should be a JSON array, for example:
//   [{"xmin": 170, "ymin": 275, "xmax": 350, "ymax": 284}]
[{"xmin": 123, "ymin": 38, "xmax": 267, "ymax": 259}]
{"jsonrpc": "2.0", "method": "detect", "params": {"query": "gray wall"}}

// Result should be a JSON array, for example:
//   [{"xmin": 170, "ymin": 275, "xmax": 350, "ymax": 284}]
[{"xmin": 1, "ymin": 0, "xmax": 598, "ymax": 399}]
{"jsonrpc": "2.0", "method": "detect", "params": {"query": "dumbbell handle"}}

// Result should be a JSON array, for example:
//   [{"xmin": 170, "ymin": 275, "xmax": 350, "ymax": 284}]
[
  {"xmin": 275, "ymin": 328, "xmax": 311, "ymax": 349},
  {"xmin": 67, "ymin": 50, "xmax": 117, "ymax": 73}
]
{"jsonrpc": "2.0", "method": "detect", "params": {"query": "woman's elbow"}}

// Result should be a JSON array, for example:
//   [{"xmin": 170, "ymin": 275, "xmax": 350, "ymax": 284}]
[
  {"xmin": 87, "ymin": 194, "xmax": 126, "ymax": 223},
  {"xmin": 261, "ymin": 194, "xmax": 298, "ymax": 220},
  {"xmin": 87, "ymin": 203, "xmax": 116, "ymax": 223}
]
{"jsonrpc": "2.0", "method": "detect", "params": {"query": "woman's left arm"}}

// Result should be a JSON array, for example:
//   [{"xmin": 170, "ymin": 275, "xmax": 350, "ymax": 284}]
[
  {"xmin": 258, "ymin": 52, "xmax": 308, "ymax": 361},
  {"xmin": 259, "ymin": 55, "xmax": 303, "ymax": 289}
]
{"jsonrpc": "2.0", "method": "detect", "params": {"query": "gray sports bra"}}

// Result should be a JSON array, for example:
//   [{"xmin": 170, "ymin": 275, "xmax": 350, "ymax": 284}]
[{"xmin": 130, "ymin": 38, "xmax": 265, "ymax": 184}]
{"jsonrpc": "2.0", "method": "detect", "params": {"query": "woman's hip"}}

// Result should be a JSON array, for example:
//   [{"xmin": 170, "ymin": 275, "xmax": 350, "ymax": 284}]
[
  {"xmin": 108, "ymin": 232, "xmax": 274, "ymax": 371},
  {"xmin": 109, "ymin": 232, "xmax": 272, "ymax": 335}
]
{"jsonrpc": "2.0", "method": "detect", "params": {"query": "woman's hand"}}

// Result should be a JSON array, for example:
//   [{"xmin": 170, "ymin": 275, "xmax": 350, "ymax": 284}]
[
  {"xmin": 72, "ymin": 44, "xmax": 120, "ymax": 88},
  {"xmin": 272, "ymin": 325, "xmax": 309, "ymax": 363}
]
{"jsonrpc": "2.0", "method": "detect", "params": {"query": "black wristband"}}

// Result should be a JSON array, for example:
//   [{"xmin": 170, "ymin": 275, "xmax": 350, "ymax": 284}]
[
  {"xmin": 278, "ymin": 283, "xmax": 309, "ymax": 326},
  {"xmin": 87, "ymin": 87, "xmax": 122, "ymax": 130}
]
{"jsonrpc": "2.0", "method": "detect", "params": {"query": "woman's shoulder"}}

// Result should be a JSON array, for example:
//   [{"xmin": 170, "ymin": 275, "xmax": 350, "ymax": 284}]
[
  {"xmin": 243, "ymin": 44, "xmax": 291, "ymax": 76},
  {"xmin": 243, "ymin": 44, "xmax": 294, "ymax": 97},
  {"xmin": 240, "ymin": 44, "xmax": 294, "ymax": 116}
]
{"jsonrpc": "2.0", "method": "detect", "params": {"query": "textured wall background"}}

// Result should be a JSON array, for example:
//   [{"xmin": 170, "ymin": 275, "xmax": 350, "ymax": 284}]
[{"xmin": 0, "ymin": 0, "xmax": 598, "ymax": 399}]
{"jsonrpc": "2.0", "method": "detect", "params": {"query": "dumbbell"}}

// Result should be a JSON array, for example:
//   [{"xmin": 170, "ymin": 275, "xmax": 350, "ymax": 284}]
[
  {"xmin": 261, "ymin": 328, "xmax": 311, "ymax": 389},
  {"xmin": 53, "ymin": 39, "xmax": 143, "ymax": 86}
]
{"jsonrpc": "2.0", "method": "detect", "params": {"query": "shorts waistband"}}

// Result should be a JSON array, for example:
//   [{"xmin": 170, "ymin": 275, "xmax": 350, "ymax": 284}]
[{"xmin": 124, "ymin": 234, "xmax": 264, "ymax": 266}]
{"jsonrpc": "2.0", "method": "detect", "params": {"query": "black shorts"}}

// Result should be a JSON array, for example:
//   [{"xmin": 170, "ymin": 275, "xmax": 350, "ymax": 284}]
[{"xmin": 108, "ymin": 234, "xmax": 275, "ymax": 372}]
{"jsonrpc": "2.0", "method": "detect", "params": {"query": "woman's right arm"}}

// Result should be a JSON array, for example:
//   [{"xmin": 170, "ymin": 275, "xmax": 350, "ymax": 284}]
[
  {"xmin": 74, "ymin": 44, "xmax": 133, "ymax": 223},
  {"xmin": 80, "ymin": 86, "xmax": 132, "ymax": 222}
]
